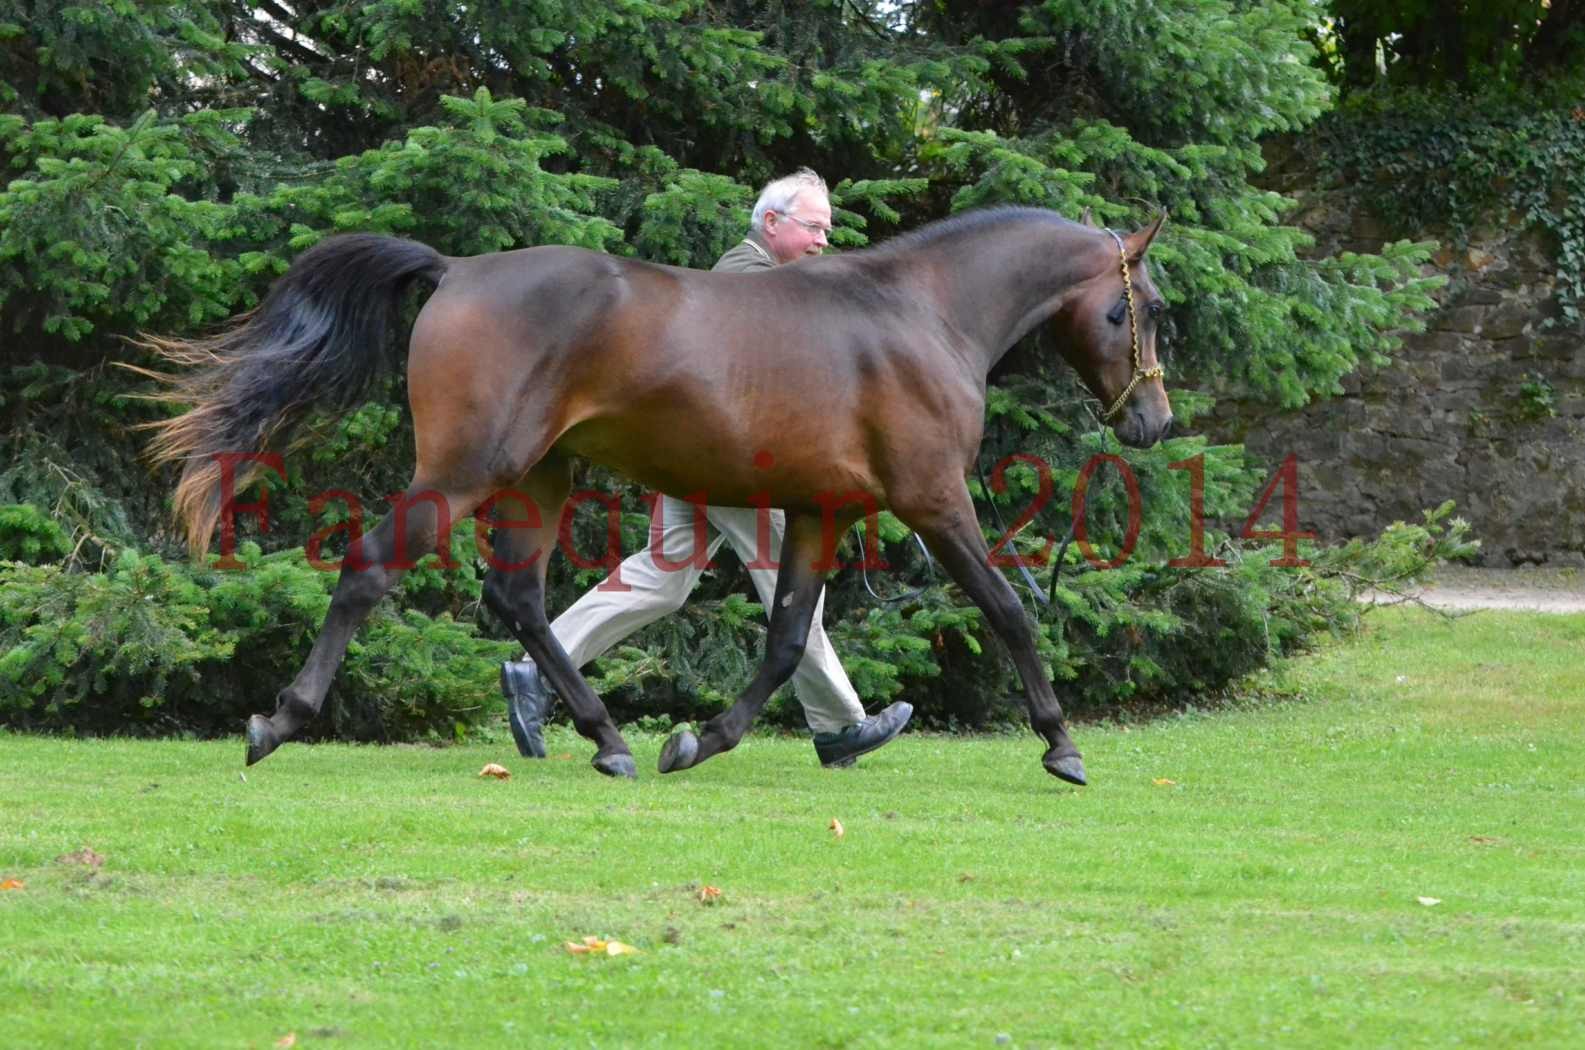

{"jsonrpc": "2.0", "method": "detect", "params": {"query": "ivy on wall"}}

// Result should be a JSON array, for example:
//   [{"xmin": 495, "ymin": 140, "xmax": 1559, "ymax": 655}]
[{"xmin": 1311, "ymin": 85, "xmax": 1585, "ymax": 331}]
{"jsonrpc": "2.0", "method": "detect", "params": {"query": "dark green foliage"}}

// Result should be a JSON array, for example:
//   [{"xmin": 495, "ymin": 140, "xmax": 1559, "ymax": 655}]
[
  {"xmin": 1320, "ymin": 2, "xmax": 1584, "ymax": 91},
  {"xmin": 1307, "ymin": 8, "xmax": 1584, "ymax": 329},
  {"xmin": 0, "ymin": 2, "xmax": 1478, "ymax": 741},
  {"xmin": 1517, "ymin": 372, "xmax": 1559, "ymax": 422},
  {"xmin": 1312, "ymin": 85, "xmax": 1585, "ymax": 331},
  {"xmin": 0, "ymin": 504, "xmax": 70, "ymax": 564},
  {"xmin": 0, "ymin": 110, "xmax": 249, "ymax": 348},
  {"xmin": 0, "ymin": 544, "xmax": 517, "ymax": 739},
  {"xmin": 0, "ymin": 1, "xmax": 245, "ymax": 119},
  {"xmin": 0, "ymin": 551, "xmax": 234, "ymax": 732},
  {"xmin": 0, "ymin": 364, "xmax": 158, "ymax": 561},
  {"xmin": 917, "ymin": 1, "xmax": 1446, "ymax": 407}
]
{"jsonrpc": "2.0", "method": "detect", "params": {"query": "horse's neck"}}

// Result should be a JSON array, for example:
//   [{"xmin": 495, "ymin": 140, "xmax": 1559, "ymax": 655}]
[{"xmin": 936, "ymin": 222, "xmax": 1098, "ymax": 374}]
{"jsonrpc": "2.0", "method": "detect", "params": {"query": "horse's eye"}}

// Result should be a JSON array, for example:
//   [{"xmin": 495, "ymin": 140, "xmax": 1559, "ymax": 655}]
[{"xmin": 1148, "ymin": 302, "xmax": 1164, "ymax": 319}]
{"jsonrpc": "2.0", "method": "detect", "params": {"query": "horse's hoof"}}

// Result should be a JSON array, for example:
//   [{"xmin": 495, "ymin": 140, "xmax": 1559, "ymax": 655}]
[
  {"xmin": 592, "ymin": 752, "xmax": 637, "ymax": 779},
  {"xmin": 657, "ymin": 730, "xmax": 699, "ymax": 774},
  {"xmin": 1043, "ymin": 749, "xmax": 1087, "ymax": 786},
  {"xmin": 245, "ymin": 715, "xmax": 280, "ymax": 766}
]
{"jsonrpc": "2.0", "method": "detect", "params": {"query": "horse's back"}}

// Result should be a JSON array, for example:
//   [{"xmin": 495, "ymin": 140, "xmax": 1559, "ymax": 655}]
[{"xmin": 406, "ymin": 243, "xmax": 983, "ymax": 504}]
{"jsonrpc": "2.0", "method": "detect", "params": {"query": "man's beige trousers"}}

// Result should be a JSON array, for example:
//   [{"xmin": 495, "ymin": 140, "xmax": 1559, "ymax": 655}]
[{"xmin": 526, "ymin": 494, "xmax": 867, "ymax": 734}]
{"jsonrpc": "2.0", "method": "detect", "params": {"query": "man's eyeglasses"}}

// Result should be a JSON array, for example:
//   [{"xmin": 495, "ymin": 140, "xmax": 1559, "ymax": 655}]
[{"xmin": 780, "ymin": 214, "xmax": 833, "ymax": 236}]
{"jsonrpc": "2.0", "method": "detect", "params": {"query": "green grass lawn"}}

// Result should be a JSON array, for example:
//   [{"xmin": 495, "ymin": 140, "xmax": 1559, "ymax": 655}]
[{"xmin": 3, "ymin": 607, "xmax": 1583, "ymax": 1048}]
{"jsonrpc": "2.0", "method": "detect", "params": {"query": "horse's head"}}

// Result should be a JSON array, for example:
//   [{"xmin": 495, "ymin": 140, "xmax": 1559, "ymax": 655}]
[{"xmin": 1056, "ymin": 211, "xmax": 1173, "ymax": 448}]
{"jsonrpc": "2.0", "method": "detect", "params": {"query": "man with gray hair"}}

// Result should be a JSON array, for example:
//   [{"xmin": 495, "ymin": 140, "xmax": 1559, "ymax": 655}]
[{"xmin": 499, "ymin": 168, "xmax": 913, "ymax": 771}]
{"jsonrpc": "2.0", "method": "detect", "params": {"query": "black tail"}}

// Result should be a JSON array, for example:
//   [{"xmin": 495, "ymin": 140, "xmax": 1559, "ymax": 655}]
[{"xmin": 135, "ymin": 234, "xmax": 449, "ymax": 556}]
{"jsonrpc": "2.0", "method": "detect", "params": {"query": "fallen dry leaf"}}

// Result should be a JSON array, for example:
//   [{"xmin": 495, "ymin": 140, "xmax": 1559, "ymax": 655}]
[
  {"xmin": 697, "ymin": 885, "xmax": 722, "ymax": 905},
  {"xmin": 478, "ymin": 763, "xmax": 511, "ymax": 780},
  {"xmin": 565, "ymin": 936, "xmax": 639, "ymax": 956},
  {"xmin": 1152, "ymin": 778, "xmax": 1176, "ymax": 786},
  {"xmin": 56, "ymin": 847, "xmax": 105, "ymax": 869},
  {"xmin": 275, "ymin": 1034, "xmax": 297, "ymax": 1048},
  {"xmin": 552, "ymin": 753, "xmax": 575, "ymax": 761},
  {"xmin": 829, "ymin": 818, "xmax": 845, "ymax": 839},
  {"xmin": 0, "ymin": 878, "xmax": 23, "ymax": 891},
  {"xmin": 1416, "ymin": 896, "xmax": 1442, "ymax": 907},
  {"xmin": 1469, "ymin": 835, "xmax": 1502, "ymax": 846}
]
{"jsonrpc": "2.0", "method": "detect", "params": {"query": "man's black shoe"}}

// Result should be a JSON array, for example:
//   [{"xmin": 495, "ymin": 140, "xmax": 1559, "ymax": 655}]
[
  {"xmin": 812, "ymin": 701, "xmax": 913, "ymax": 768},
  {"xmin": 500, "ymin": 660, "xmax": 554, "ymax": 758}
]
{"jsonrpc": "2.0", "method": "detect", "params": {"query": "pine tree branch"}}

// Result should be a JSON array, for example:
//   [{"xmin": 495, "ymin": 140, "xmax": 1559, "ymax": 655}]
[
  {"xmin": 249, "ymin": 24, "xmax": 333, "ymax": 70},
  {"xmin": 844, "ymin": 0, "xmax": 893, "ymax": 41}
]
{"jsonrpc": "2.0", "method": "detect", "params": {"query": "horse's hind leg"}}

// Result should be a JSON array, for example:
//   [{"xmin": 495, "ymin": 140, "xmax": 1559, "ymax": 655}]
[
  {"xmin": 896, "ymin": 485, "xmax": 1086, "ymax": 785},
  {"xmin": 480, "ymin": 458, "xmax": 635, "ymax": 778},
  {"xmin": 246, "ymin": 480, "xmax": 491, "ymax": 765},
  {"xmin": 659, "ymin": 512, "xmax": 837, "ymax": 773}
]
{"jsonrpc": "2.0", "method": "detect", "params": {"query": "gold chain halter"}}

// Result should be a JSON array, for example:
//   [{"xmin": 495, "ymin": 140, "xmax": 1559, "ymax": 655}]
[{"xmin": 1101, "ymin": 229, "xmax": 1164, "ymax": 422}]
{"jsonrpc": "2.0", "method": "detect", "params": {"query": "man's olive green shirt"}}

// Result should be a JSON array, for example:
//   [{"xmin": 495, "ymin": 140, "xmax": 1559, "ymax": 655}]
[{"xmin": 711, "ymin": 230, "xmax": 777, "ymax": 274}]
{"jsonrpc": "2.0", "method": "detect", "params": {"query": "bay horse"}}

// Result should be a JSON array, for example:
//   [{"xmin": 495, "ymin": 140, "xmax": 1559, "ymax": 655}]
[{"xmin": 143, "ymin": 206, "xmax": 1172, "ymax": 785}]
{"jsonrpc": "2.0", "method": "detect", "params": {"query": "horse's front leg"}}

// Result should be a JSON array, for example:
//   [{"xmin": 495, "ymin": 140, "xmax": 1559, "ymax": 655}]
[
  {"xmin": 899, "ymin": 486, "xmax": 1086, "ymax": 785},
  {"xmin": 658, "ymin": 512, "xmax": 834, "ymax": 773},
  {"xmin": 481, "ymin": 461, "xmax": 635, "ymax": 778}
]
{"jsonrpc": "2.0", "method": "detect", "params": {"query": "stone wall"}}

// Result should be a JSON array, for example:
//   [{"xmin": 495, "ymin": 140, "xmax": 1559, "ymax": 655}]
[{"xmin": 1210, "ymin": 191, "xmax": 1585, "ymax": 567}]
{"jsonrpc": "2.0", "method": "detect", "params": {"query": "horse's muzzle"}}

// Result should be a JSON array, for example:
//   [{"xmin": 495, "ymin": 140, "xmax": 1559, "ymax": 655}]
[{"xmin": 1114, "ymin": 408, "xmax": 1173, "ymax": 448}]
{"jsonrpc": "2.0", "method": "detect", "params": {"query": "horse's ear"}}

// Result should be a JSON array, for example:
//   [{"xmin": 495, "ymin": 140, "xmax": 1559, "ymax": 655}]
[
  {"xmin": 1078, "ymin": 206, "xmax": 1099, "ymax": 229},
  {"xmin": 1125, "ymin": 209, "xmax": 1168, "ymax": 262}
]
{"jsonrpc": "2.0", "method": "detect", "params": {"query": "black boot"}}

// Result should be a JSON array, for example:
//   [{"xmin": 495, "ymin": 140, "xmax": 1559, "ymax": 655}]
[
  {"xmin": 500, "ymin": 660, "xmax": 555, "ymax": 758},
  {"xmin": 812, "ymin": 702, "xmax": 913, "ymax": 768}
]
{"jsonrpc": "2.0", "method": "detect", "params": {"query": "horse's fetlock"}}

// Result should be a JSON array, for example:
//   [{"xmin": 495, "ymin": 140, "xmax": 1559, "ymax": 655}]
[
  {"xmin": 570, "ymin": 713, "xmax": 612, "ymax": 740},
  {"xmin": 1029, "ymin": 708, "xmax": 1067, "ymax": 743},
  {"xmin": 275, "ymin": 689, "xmax": 318, "ymax": 724},
  {"xmin": 701, "ymin": 720, "xmax": 741, "ymax": 752}
]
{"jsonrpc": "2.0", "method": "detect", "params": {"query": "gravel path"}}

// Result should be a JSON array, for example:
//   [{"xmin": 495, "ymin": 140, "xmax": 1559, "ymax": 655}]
[{"xmin": 1384, "ymin": 566, "xmax": 1585, "ymax": 614}]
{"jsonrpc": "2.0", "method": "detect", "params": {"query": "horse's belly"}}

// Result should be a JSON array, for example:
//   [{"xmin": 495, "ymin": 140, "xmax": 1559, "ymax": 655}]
[{"xmin": 558, "ymin": 414, "xmax": 879, "ymax": 513}]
